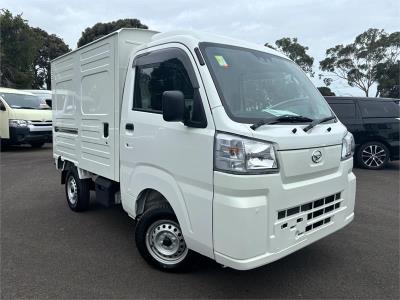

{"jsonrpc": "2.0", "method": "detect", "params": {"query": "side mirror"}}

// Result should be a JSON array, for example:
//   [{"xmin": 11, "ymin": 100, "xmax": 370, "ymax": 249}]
[
  {"xmin": 45, "ymin": 99, "xmax": 52, "ymax": 108},
  {"xmin": 162, "ymin": 91, "xmax": 185, "ymax": 122},
  {"xmin": 0, "ymin": 101, "xmax": 5, "ymax": 111}
]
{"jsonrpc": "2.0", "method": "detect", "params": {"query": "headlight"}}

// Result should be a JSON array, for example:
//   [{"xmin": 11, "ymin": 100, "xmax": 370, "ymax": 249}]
[
  {"xmin": 9, "ymin": 119, "xmax": 29, "ymax": 127},
  {"xmin": 341, "ymin": 132, "xmax": 355, "ymax": 160},
  {"xmin": 215, "ymin": 133, "xmax": 278, "ymax": 174}
]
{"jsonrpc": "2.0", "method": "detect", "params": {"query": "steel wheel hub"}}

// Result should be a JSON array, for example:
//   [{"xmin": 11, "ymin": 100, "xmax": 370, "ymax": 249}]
[
  {"xmin": 362, "ymin": 145, "xmax": 386, "ymax": 167},
  {"xmin": 146, "ymin": 220, "xmax": 188, "ymax": 265},
  {"xmin": 67, "ymin": 176, "xmax": 78, "ymax": 205}
]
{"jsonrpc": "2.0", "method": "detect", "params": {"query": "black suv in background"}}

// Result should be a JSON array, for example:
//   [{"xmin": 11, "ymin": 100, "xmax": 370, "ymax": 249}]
[{"xmin": 325, "ymin": 97, "xmax": 399, "ymax": 169}]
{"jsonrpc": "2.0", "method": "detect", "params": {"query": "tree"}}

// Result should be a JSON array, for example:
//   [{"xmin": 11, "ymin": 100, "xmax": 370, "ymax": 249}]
[
  {"xmin": 77, "ymin": 19, "xmax": 148, "ymax": 47},
  {"xmin": 265, "ymin": 37, "xmax": 314, "ymax": 76},
  {"xmin": 0, "ymin": 9, "xmax": 39, "ymax": 88},
  {"xmin": 375, "ymin": 32, "xmax": 400, "ymax": 98},
  {"xmin": 32, "ymin": 27, "xmax": 70, "ymax": 89},
  {"xmin": 320, "ymin": 28, "xmax": 400, "ymax": 97},
  {"xmin": 318, "ymin": 86, "xmax": 335, "ymax": 96}
]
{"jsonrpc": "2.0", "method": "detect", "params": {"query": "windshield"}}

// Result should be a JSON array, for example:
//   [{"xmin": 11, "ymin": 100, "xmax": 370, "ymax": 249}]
[
  {"xmin": 0, "ymin": 92, "xmax": 45, "ymax": 109},
  {"xmin": 200, "ymin": 43, "xmax": 333, "ymax": 123}
]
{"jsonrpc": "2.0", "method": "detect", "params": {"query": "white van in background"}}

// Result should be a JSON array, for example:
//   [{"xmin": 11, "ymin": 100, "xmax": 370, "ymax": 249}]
[
  {"xmin": 51, "ymin": 29, "xmax": 356, "ymax": 271},
  {"xmin": 0, "ymin": 88, "xmax": 52, "ymax": 148}
]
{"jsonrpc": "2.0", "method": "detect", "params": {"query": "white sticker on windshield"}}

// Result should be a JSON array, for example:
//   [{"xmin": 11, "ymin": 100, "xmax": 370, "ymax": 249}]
[
  {"xmin": 214, "ymin": 55, "xmax": 229, "ymax": 67},
  {"xmin": 262, "ymin": 108, "xmax": 299, "ymax": 117}
]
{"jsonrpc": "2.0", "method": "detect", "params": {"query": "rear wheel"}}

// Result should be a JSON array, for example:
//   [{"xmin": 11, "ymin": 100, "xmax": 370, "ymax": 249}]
[
  {"xmin": 65, "ymin": 168, "xmax": 91, "ymax": 211},
  {"xmin": 356, "ymin": 141, "xmax": 389, "ymax": 170},
  {"xmin": 135, "ymin": 206, "xmax": 193, "ymax": 271}
]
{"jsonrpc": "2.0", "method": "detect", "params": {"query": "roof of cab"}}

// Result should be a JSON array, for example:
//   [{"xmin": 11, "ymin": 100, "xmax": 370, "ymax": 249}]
[
  {"xmin": 148, "ymin": 30, "xmax": 286, "ymax": 59},
  {"xmin": 0, "ymin": 87, "xmax": 35, "ymax": 96}
]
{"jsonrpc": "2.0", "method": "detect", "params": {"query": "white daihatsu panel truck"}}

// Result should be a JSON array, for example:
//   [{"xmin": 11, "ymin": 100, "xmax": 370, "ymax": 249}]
[{"xmin": 51, "ymin": 28, "xmax": 356, "ymax": 271}]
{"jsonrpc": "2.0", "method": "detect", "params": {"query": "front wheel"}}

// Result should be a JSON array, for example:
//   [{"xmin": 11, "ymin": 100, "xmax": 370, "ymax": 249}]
[
  {"xmin": 135, "ymin": 207, "xmax": 193, "ymax": 271},
  {"xmin": 356, "ymin": 141, "xmax": 389, "ymax": 170}
]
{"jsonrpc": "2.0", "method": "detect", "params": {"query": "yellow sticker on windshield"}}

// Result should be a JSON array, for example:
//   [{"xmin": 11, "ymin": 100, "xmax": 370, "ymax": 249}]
[{"xmin": 214, "ymin": 55, "xmax": 229, "ymax": 67}]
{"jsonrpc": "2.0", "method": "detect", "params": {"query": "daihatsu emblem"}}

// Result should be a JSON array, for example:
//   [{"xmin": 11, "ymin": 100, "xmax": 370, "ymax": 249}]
[{"xmin": 311, "ymin": 150, "xmax": 323, "ymax": 163}]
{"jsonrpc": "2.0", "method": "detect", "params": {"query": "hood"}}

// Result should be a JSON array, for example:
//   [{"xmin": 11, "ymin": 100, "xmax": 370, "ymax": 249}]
[
  {"xmin": 211, "ymin": 106, "xmax": 347, "ymax": 150},
  {"xmin": 250, "ymin": 122, "xmax": 346, "ymax": 150},
  {"xmin": 9, "ymin": 108, "xmax": 52, "ymax": 122}
]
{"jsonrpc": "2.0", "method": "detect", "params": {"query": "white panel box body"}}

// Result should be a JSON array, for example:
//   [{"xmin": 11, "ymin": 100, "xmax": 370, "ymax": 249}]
[{"xmin": 51, "ymin": 29, "xmax": 157, "ymax": 181}]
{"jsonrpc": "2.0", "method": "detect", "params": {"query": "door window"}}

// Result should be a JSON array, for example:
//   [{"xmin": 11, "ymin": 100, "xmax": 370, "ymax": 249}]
[
  {"xmin": 133, "ymin": 48, "xmax": 206, "ymax": 126},
  {"xmin": 359, "ymin": 101, "xmax": 400, "ymax": 118},
  {"xmin": 329, "ymin": 103, "xmax": 356, "ymax": 119}
]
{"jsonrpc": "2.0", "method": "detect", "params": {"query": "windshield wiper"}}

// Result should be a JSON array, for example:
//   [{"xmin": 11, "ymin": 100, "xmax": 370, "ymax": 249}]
[
  {"xmin": 303, "ymin": 116, "xmax": 336, "ymax": 132},
  {"xmin": 251, "ymin": 115, "xmax": 313, "ymax": 130}
]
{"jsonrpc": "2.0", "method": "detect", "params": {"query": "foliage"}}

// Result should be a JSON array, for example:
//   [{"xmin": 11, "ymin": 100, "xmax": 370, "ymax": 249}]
[
  {"xmin": 317, "ymin": 86, "xmax": 335, "ymax": 96},
  {"xmin": 0, "ymin": 9, "xmax": 69, "ymax": 89},
  {"xmin": 32, "ymin": 27, "xmax": 70, "ymax": 89},
  {"xmin": 0, "ymin": 9, "xmax": 39, "ymax": 88},
  {"xmin": 320, "ymin": 28, "xmax": 400, "ymax": 97},
  {"xmin": 77, "ymin": 19, "xmax": 148, "ymax": 47},
  {"xmin": 375, "ymin": 32, "xmax": 400, "ymax": 98},
  {"xmin": 265, "ymin": 37, "xmax": 314, "ymax": 76}
]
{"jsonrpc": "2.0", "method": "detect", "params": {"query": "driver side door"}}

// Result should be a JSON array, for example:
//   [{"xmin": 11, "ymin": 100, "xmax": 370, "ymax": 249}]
[{"xmin": 120, "ymin": 45, "xmax": 216, "ymax": 257}]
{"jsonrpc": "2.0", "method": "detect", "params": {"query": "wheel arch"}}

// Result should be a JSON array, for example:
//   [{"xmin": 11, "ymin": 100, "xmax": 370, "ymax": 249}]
[
  {"xmin": 135, "ymin": 188, "xmax": 173, "ymax": 216},
  {"xmin": 128, "ymin": 166, "xmax": 193, "ymax": 239}
]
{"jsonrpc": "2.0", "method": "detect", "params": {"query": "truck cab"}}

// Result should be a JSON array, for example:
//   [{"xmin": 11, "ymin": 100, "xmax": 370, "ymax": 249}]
[
  {"xmin": 52, "ymin": 29, "xmax": 356, "ymax": 271},
  {"xmin": 0, "ymin": 88, "xmax": 52, "ymax": 148}
]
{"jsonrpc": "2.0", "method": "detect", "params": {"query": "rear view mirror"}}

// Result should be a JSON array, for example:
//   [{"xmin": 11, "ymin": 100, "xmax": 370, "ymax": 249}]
[
  {"xmin": 45, "ymin": 99, "xmax": 52, "ymax": 108},
  {"xmin": 162, "ymin": 91, "xmax": 185, "ymax": 122},
  {"xmin": 0, "ymin": 101, "xmax": 5, "ymax": 111}
]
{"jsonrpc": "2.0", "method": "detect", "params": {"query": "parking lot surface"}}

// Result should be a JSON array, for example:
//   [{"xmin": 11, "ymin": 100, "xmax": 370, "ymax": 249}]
[{"xmin": 1, "ymin": 145, "xmax": 399, "ymax": 299}]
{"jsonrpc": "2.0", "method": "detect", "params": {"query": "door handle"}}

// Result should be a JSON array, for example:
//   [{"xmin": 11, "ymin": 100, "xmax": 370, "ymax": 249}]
[
  {"xmin": 103, "ymin": 122, "xmax": 109, "ymax": 138},
  {"xmin": 125, "ymin": 123, "xmax": 134, "ymax": 131}
]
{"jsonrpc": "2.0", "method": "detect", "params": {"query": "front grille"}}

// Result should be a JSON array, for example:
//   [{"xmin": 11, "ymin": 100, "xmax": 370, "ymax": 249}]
[
  {"xmin": 278, "ymin": 192, "xmax": 341, "ymax": 221},
  {"xmin": 276, "ymin": 193, "xmax": 343, "ymax": 237},
  {"xmin": 30, "ymin": 121, "xmax": 52, "ymax": 126},
  {"xmin": 305, "ymin": 216, "xmax": 331, "ymax": 232}
]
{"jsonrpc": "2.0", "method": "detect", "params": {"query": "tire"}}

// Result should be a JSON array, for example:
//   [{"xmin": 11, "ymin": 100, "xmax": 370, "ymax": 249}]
[
  {"xmin": 135, "ymin": 206, "xmax": 193, "ymax": 271},
  {"xmin": 356, "ymin": 141, "xmax": 389, "ymax": 170},
  {"xmin": 0, "ymin": 139, "xmax": 8, "ymax": 151},
  {"xmin": 65, "ymin": 168, "xmax": 91, "ymax": 211},
  {"xmin": 30, "ymin": 142, "xmax": 45, "ymax": 148}
]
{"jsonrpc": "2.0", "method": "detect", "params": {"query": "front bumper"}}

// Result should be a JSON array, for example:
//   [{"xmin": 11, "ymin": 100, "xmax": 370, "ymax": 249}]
[
  {"xmin": 213, "ymin": 158, "xmax": 356, "ymax": 270},
  {"xmin": 8, "ymin": 125, "xmax": 52, "ymax": 145}
]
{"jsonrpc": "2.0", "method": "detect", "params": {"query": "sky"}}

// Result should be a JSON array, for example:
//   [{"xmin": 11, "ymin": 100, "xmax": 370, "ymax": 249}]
[{"xmin": 3, "ymin": 0, "xmax": 400, "ymax": 96}]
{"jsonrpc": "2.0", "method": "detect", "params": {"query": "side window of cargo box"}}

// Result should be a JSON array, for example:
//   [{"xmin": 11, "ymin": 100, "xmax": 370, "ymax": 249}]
[{"xmin": 132, "ymin": 48, "xmax": 207, "ymax": 128}]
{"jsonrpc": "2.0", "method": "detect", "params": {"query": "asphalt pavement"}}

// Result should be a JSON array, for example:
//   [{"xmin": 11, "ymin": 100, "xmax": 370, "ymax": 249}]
[{"xmin": 1, "ymin": 144, "xmax": 399, "ymax": 299}]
